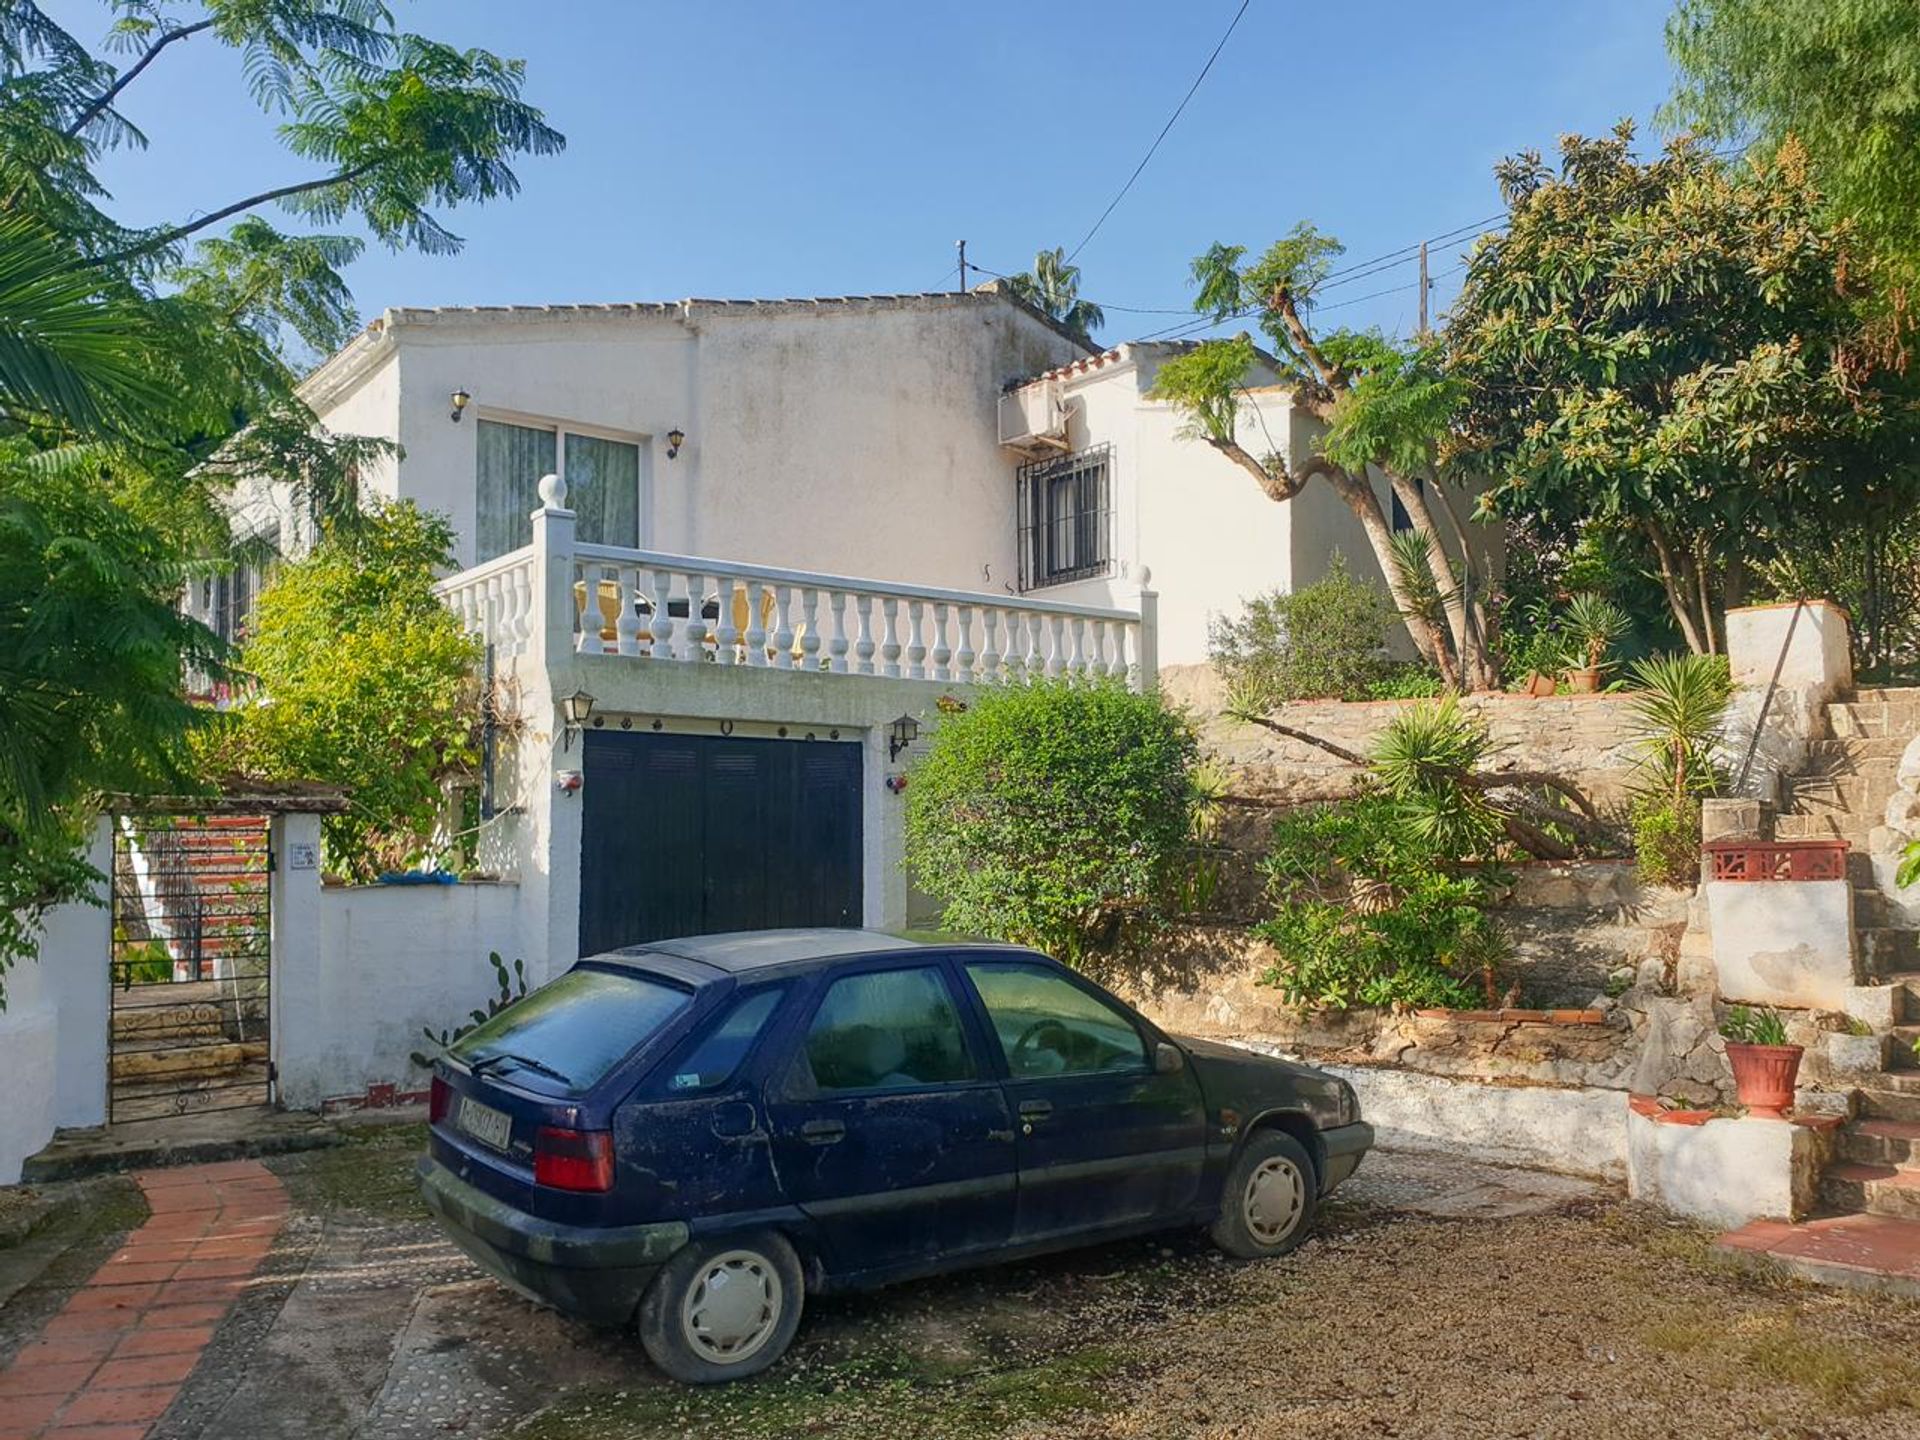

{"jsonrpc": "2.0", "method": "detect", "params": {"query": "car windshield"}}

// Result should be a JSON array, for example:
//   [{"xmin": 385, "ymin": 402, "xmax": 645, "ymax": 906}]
[{"xmin": 450, "ymin": 967, "xmax": 691, "ymax": 1094}]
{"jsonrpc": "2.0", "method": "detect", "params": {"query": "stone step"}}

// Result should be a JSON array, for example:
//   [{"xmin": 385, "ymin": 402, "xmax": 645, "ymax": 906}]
[
  {"xmin": 1805, "ymin": 735, "xmax": 1910, "ymax": 763},
  {"xmin": 1773, "ymin": 813, "xmax": 1873, "ymax": 844},
  {"xmin": 110, "ymin": 1005, "xmax": 228, "ymax": 1043},
  {"xmin": 1862, "ymin": 970, "xmax": 1920, "ymax": 1019},
  {"xmin": 1822, "ymin": 1161, "xmax": 1920, "ymax": 1220},
  {"xmin": 1841, "ymin": 1119, "xmax": 1920, "ymax": 1166},
  {"xmin": 1858, "ymin": 1074, "xmax": 1920, "ymax": 1122},
  {"xmin": 1782, "ymin": 775, "xmax": 1900, "ymax": 816},
  {"xmin": 1851, "ymin": 687, "xmax": 1920, "ymax": 704},
  {"xmin": 1859, "ymin": 931, "xmax": 1920, "ymax": 981},
  {"xmin": 1893, "ymin": 1026, "xmax": 1920, "ymax": 1070},
  {"xmin": 1829, "ymin": 708, "xmax": 1920, "ymax": 740}
]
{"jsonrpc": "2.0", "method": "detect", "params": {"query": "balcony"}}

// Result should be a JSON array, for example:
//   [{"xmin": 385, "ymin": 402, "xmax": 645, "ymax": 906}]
[{"xmin": 434, "ymin": 474, "xmax": 1155, "ymax": 689}]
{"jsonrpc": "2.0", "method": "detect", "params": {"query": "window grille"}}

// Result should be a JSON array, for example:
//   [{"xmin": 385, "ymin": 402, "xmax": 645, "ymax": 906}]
[{"xmin": 1017, "ymin": 445, "xmax": 1112, "ymax": 591}]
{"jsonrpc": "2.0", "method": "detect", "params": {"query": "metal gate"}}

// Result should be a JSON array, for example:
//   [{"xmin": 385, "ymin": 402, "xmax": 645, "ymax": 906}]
[{"xmin": 110, "ymin": 814, "xmax": 272, "ymax": 1122}]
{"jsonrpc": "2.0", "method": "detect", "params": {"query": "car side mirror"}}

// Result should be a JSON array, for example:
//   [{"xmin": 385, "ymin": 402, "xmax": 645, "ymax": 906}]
[{"xmin": 1154, "ymin": 1042, "xmax": 1184, "ymax": 1076}]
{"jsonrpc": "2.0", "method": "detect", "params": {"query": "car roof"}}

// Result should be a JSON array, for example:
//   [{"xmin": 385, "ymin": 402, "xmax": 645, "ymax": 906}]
[{"xmin": 589, "ymin": 927, "xmax": 1027, "ymax": 977}]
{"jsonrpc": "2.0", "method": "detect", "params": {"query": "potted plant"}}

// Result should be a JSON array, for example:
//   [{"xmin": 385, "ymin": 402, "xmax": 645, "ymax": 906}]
[
  {"xmin": 1720, "ymin": 1005, "xmax": 1803, "ymax": 1119},
  {"xmin": 1562, "ymin": 593, "xmax": 1629, "ymax": 694}
]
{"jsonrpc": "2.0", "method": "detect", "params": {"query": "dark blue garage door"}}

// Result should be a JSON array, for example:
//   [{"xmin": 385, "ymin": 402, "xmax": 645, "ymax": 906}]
[{"xmin": 578, "ymin": 730, "xmax": 863, "ymax": 954}]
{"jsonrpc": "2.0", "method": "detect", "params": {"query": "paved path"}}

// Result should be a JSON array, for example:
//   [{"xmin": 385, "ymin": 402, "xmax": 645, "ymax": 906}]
[{"xmin": 0, "ymin": 1161, "xmax": 287, "ymax": 1439}]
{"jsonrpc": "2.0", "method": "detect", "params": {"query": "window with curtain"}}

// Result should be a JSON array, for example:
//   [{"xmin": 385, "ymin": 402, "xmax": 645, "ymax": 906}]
[{"xmin": 475, "ymin": 418, "xmax": 643, "ymax": 563}]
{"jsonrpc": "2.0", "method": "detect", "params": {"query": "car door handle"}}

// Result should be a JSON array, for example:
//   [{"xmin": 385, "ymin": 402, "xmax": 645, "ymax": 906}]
[
  {"xmin": 798, "ymin": 1119, "xmax": 845, "ymax": 1145},
  {"xmin": 1018, "ymin": 1099, "xmax": 1054, "ymax": 1121}
]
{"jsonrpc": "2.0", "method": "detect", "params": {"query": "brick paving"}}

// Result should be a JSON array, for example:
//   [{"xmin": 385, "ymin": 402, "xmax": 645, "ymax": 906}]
[
  {"xmin": 0, "ymin": 1160, "xmax": 287, "ymax": 1439},
  {"xmin": 1716, "ymin": 1209, "xmax": 1920, "ymax": 1295}
]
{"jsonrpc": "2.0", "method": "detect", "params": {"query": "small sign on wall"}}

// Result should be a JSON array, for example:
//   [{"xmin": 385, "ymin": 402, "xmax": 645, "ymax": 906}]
[{"xmin": 287, "ymin": 841, "xmax": 319, "ymax": 871}]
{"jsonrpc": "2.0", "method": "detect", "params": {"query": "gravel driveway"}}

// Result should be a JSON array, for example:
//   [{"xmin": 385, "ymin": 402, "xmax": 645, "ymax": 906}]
[{"xmin": 9, "ymin": 1123, "xmax": 1920, "ymax": 1439}]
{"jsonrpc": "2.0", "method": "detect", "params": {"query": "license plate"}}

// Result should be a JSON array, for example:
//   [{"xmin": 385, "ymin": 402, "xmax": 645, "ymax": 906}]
[{"xmin": 456, "ymin": 1095, "xmax": 513, "ymax": 1152}]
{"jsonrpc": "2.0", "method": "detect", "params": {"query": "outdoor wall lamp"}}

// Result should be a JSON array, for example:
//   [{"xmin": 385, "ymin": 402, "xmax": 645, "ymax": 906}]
[
  {"xmin": 666, "ymin": 427, "xmax": 686, "ymax": 459},
  {"xmin": 450, "ymin": 388, "xmax": 472, "ymax": 422},
  {"xmin": 888, "ymin": 713, "xmax": 920, "ymax": 762},
  {"xmin": 559, "ymin": 689, "xmax": 596, "ymax": 750}
]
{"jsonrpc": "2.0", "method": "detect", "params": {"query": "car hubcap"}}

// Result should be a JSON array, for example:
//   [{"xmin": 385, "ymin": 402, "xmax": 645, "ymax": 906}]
[
  {"xmin": 1244, "ymin": 1156, "xmax": 1304, "ymax": 1245},
  {"xmin": 680, "ymin": 1250, "xmax": 782, "ymax": 1363}
]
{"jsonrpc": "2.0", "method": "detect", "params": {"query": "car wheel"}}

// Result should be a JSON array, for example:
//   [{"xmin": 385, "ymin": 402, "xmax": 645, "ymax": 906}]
[
  {"xmin": 637, "ymin": 1231, "xmax": 805, "ymax": 1384},
  {"xmin": 1210, "ymin": 1129, "xmax": 1318, "ymax": 1259}
]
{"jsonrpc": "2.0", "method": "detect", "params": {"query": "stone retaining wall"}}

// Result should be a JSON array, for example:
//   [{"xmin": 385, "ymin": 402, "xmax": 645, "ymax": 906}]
[{"xmin": 1162, "ymin": 663, "xmax": 1645, "ymax": 809}]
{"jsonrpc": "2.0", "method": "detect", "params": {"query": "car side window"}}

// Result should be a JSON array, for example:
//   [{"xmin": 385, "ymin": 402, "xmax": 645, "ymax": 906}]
[
  {"xmin": 663, "ymin": 986, "xmax": 786, "ymax": 1094},
  {"xmin": 803, "ymin": 966, "xmax": 975, "ymax": 1093},
  {"xmin": 965, "ymin": 962, "xmax": 1148, "ymax": 1080}
]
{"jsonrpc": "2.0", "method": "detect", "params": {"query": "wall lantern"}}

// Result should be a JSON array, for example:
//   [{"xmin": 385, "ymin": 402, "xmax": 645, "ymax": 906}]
[
  {"xmin": 665, "ymin": 427, "xmax": 686, "ymax": 459},
  {"xmin": 449, "ymin": 388, "xmax": 472, "ymax": 422},
  {"xmin": 888, "ymin": 713, "xmax": 920, "ymax": 762},
  {"xmin": 558, "ymin": 688, "xmax": 597, "ymax": 750}
]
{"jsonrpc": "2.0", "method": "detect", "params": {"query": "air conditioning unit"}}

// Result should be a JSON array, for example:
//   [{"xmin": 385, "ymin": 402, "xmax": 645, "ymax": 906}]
[{"xmin": 998, "ymin": 385, "xmax": 1070, "ymax": 455}]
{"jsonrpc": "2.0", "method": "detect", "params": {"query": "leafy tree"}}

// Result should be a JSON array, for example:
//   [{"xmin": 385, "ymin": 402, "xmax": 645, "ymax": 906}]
[
  {"xmin": 1449, "ymin": 127, "xmax": 1920, "ymax": 654},
  {"xmin": 1149, "ymin": 227, "xmax": 1500, "ymax": 689},
  {"xmin": 904, "ymin": 679, "xmax": 1198, "ymax": 966},
  {"xmin": 199, "ymin": 502, "xmax": 480, "ymax": 879},
  {"xmin": 1005, "ymin": 247, "xmax": 1105, "ymax": 346},
  {"xmin": 1665, "ymin": 0, "xmax": 1920, "ymax": 289}
]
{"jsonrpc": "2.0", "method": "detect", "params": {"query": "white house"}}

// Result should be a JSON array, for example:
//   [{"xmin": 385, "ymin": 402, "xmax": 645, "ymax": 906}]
[{"xmin": 187, "ymin": 284, "xmax": 1458, "ymax": 1030}]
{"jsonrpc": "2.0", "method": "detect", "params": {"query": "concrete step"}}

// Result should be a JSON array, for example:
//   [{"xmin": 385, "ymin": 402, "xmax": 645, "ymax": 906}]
[
  {"xmin": 1784, "ymin": 774, "xmax": 1900, "ymax": 814},
  {"xmin": 1841, "ymin": 1119, "xmax": 1920, "ymax": 1167},
  {"xmin": 1852, "ymin": 687, "xmax": 1920, "ymax": 704},
  {"xmin": 1859, "ymin": 930, "xmax": 1920, "ymax": 980},
  {"xmin": 1822, "ymin": 1161, "xmax": 1920, "ymax": 1220},
  {"xmin": 1861, "ymin": 969, "xmax": 1920, "ymax": 1018},
  {"xmin": 1773, "ymin": 813, "xmax": 1873, "ymax": 844},
  {"xmin": 1892, "ymin": 1026, "xmax": 1920, "ymax": 1070},
  {"xmin": 1805, "ymin": 736, "xmax": 1910, "ymax": 764}
]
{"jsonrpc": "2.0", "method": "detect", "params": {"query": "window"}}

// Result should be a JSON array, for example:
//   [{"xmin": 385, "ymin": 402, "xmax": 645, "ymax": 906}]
[
  {"xmin": 664, "ymin": 987, "xmax": 786, "ymax": 1093},
  {"xmin": 210, "ymin": 524, "xmax": 280, "ymax": 644},
  {"xmin": 964, "ymin": 962, "xmax": 1147, "ymax": 1079},
  {"xmin": 450, "ymin": 967, "xmax": 691, "ymax": 1095},
  {"xmin": 476, "ymin": 418, "xmax": 642, "ymax": 562},
  {"xmin": 1017, "ymin": 445, "xmax": 1111, "ymax": 590},
  {"xmin": 802, "ymin": 967, "xmax": 974, "ymax": 1093}
]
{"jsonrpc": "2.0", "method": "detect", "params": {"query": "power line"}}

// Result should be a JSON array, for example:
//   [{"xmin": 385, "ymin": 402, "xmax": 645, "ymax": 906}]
[{"xmin": 1064, "ymin": 0, "xmax": 1251, "ymax": 264}]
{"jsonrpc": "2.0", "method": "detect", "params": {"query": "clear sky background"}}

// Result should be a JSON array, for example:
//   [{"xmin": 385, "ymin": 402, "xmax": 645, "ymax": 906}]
[{"xmin": 61, "ymin": 0, "xmax": 1679, "ymax": 354}]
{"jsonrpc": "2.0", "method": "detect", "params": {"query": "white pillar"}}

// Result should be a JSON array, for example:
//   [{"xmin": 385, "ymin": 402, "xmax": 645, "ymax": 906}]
[
  {"xmin": 47, "ymin": 816, "xmax": 113, "ymax": 1127},
  {"xmin": 269, "ymin": 812, "xmax": 326, "ymax": 1110},
  {"xmin": 530, "ymin": 473, "xmax": 577, "ymax": 668}
]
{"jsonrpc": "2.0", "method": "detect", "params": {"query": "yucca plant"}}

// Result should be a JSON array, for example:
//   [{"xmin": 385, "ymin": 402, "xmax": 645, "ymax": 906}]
[
  {"xmin": 1562, "ymin": 592, "xmax": 1631, "ymax": 672},
  {"xmin": 1370, "ymin": 697, "xmax": 1505, "ymax": 858},
  {"xmin": 1626, "ymin": 654, "xmax": 1733, "ymax": 803}
]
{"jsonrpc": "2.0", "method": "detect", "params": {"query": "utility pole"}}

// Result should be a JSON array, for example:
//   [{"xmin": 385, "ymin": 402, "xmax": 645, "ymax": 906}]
[
  {"xmin": 956, "ymin": 239, "xmax": 967, "ymax": 294},
  {"xmin": 1417, "ymin": 240, "xmax": 1430, "ymax": 338}
]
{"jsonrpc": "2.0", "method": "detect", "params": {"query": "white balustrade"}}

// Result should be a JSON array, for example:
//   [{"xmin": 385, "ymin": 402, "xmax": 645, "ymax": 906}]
[{"xmin": 436, "ymin": 537, "xmax": 1150, "ymax": 689}]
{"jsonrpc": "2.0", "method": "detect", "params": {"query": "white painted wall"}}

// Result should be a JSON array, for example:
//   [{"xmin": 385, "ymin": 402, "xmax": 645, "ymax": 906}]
[
  {"xmin": 305, "ymin": 294, "xmax": 1085, "ymax": 577},
  {"xmin": 1627, "ymin": 1109, "xmax": 1820, "ymax": 1225},
  {"xmin": 0, "ymin": 820, "xmax": 110, "ymax": 1184},
  {"xmin": 1723, "ymin": 600, "xmax": 1853, "ymax": 804},
  {"xmin": 1324, "ymin": 1064, "xmax": 1629, "ymax": 1180},
  {"xmin": 275, "ymin": 876, "xmax": 523, "ymax": 1110},
  {"xmin": 1706, "ymin": 878, "xmax": 1859, "ymax": 1010}
]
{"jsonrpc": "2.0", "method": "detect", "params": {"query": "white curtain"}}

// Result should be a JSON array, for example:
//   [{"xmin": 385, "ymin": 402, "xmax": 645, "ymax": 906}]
[
  {"xmin": 475, "ymin": 419, "xmax": 556, "ymax": 562},
  {"xmin": 566, "ymin": 432, "xmax": 641, "ymax": 548}
]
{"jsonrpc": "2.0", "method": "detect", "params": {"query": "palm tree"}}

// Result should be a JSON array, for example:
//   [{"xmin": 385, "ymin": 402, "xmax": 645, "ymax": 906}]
[{"xmin": 1006, "ymin": 247, "xmax": 1105, "ymax": 346}]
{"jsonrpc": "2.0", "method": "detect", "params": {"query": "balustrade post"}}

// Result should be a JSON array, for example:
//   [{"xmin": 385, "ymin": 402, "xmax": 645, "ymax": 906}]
[
  {"xmin": 881, "ymin": 598, "xmax": 902, "ymax": 678},
  {"xmin": 828, "ymin": 592, "xmax": 851, "ymax": 673},
  {"xmin": 649, "ymin": 568, "xmax": 677, "ymax": 659},
  {"xmin": 979, "ymin": 608, "xmax": 1001, "ymax": 682},
  {"xmin": 954, "ymin": 605, "xmax": 976, "ymax": 682},
  {"xmin": 906, "ymin": 601, "xmax": 928, "ymax": 680},
  {"xmin": 773, "ymin": 584, "xmax": 796, "ymax": 670},
  {"xmin": 744, "ymin": 581, "xmax": 768, "ymax": 667},
  {"xmin": 714, "ymin": 577, "xmax": 740, "ymax": 665},
  {"xmin": 931, "ymin": 602, "xmax": 952, "ymax": 682},
  {"xmin": 800, "ymin": 588, "xmax": 823, "ymax": 671},
  {"xmin": 1135, "ymin": 568, "xmax": 1158, "ymax": 692},
  {"xmin": 528, "ymin": 473, "xmax": 577, "ymax": 664},
  {"xmin": 856, "ymin": 595, "xmax": 878, "ymax": 675}
]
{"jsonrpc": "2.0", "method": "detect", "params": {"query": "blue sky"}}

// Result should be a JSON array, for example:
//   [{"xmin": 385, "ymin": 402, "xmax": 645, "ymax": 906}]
[{"xmin": 67, "ymin": 0, "xmax": 1677, "ymax": 350}]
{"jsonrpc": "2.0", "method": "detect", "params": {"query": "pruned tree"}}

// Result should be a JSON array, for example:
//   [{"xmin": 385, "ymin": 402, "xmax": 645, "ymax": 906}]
[{"xmin": 1149, "ymin": 226, "xmax": 1500, "ymax": 690}]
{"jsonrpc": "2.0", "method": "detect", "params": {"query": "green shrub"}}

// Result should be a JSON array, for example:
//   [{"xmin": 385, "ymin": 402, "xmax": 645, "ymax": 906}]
[
  {"xmin": 1255, "ymin": 793, "xmax": 1503, "ymax": 1011},
  {"xmin": 1632, "ymin": 794, "xmax": 1702, "ymax": 887},
  {"xmin": 1363, "ymin": 666, "xmax": 1444, "ymax": 700},
  {"xmin": 198, "ymin": 502, "xmax": 481, "ymax": 880},
  {"xmin": 903, "ymin": 679, "xmax": 1198, "ymax": 965},
  {"xmin": 1209, "ymin": 555, "xmax": 1398, "ymax": 704}
]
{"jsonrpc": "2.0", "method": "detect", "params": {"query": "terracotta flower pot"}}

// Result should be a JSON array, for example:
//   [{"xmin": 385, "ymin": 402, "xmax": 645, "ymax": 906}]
[
  {"xmin": 1523, "ymin": 671, "xmax": 1557, "ymax": 698},
  {"xmin": 1726, "ymin": 1041, "xmax": 1803, "ymax": 1119},
  {"xmin": 1565, "ymin": 667, "xmax": 1601, "ymax": 694}
]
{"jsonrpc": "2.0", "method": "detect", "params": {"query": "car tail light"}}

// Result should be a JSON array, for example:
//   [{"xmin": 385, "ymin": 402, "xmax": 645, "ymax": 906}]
[
  {"xmin": 429, "ymin": 1075, "xmax": 451, "ymax": 1125},
  {"xmin": 534, "ymin": 1126, "xmax": 614, "ymax": 1192}
]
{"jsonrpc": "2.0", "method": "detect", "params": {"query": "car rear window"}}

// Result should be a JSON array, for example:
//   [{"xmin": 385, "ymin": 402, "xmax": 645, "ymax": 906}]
[{"xmin": 450, "ymin": 967, "xmax": 691, "ymax": 1094}]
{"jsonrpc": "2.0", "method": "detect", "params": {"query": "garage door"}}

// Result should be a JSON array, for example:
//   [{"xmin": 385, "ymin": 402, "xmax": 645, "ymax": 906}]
[{"xmin": 578, "ymin": 730, "xmax": 863, "ymax": 954}]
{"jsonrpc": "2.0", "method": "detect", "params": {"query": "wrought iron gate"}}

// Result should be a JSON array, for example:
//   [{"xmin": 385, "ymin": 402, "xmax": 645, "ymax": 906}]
[{"xmin": 109, "ymin": 814, "xmax": 272, "ymax": 1122}]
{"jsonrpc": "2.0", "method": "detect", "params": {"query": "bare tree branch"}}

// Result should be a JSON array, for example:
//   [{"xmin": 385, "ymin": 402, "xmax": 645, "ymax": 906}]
[
  {"xmin": 63, "ymin": 18, "xmax": 215, "ymax": 140},
  {"xmin": 89, "ymin": 158, "xmax": 386, "ymax": 267}
]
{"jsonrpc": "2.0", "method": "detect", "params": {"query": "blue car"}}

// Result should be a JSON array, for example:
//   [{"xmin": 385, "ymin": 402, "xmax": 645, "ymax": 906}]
[{"xmin": 418, "ymin": 929, "xmax": 1372, "ymax": 1384}]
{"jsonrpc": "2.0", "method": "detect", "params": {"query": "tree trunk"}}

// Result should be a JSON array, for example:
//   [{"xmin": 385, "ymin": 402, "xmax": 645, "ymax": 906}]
[
  {"xmin": 1644, "ymin": 521, "xmax": 1710, "ymax": 655},
  {"xmin": 1326, "ymin": 468, "xmax": 1460, "ymax": 687},
  {"xmin": 1421, "ymin": 478, "xmax": 1501, "ymax": 689},
  {"xmin": 1389, "ymin": 472, "xmax": 1498, "ymax": 691}
]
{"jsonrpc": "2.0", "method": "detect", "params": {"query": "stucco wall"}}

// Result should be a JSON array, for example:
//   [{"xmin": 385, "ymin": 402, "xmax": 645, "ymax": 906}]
[
  {"xmin": 1627, "ymin": 1109, "xmax": 1822, "ymax": 1225},
  {"xmin": 1706, "ymin": 878, "xmax": 1859, "ymax": 1011},
  {"xmin": 312, "ymin": 295, "xmax": 1085, "ymax": 578},
  {"xmin": 274, "ymin": 880, "xmax": 523, "ymax": 1110}
]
